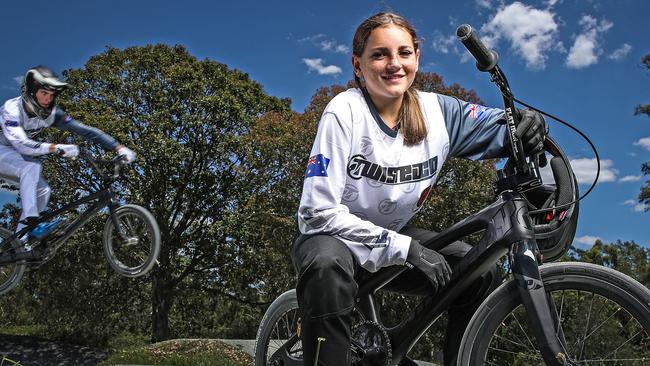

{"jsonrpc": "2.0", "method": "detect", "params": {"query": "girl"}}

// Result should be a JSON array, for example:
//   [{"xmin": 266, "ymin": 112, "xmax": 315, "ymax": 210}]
[{"xmin": 294, "ymin": 12, "xmax": 546, "ymax": 366}]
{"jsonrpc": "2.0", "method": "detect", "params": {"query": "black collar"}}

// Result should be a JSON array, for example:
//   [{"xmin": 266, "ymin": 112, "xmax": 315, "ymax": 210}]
[{"xmin": 360, "ymin": 88, "xmax": 398, "ymax": 138}]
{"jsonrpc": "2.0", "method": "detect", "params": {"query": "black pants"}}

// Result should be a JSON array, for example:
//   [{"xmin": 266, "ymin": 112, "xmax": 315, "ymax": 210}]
[{"xmin": 293, "ymin": 226, "xmax": 499, "ymax": 366}]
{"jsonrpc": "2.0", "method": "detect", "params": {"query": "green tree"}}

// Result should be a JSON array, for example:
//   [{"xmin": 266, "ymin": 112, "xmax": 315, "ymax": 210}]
[
  {"xmin": 636, "ymin": 54, "xmax": 650, "ymax": 210},
  {"xmin": 23, "ymin": 44, "xmax": 290, "ymax": 342},
  {"xmin": 568, "ymin": 240, "xmax": 650, "ymax": 288}
]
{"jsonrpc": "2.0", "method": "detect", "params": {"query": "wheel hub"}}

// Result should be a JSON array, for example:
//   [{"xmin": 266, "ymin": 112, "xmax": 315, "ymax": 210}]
[{"xmin": 122, "ymin": 237, "xmax": 139, "ymax": 246}]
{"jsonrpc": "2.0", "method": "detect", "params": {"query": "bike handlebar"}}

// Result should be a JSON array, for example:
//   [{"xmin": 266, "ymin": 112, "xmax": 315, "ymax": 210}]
[
  {"xmin": 456, "ymin": 24, "xmax": 499, "ymax": 72},
  {"xmin": 78, "ymin": 150, "xmax": 127, "ymax": 181}
]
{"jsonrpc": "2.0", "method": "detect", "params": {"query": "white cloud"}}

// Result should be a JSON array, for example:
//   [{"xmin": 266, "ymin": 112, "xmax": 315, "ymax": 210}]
[
  {"xmin": 539, "ymin": 157, "xmax": 617, "ymax": 185},
  {"xmin": 481, "ymin": 2, "xmax": 561, "ymax": 70},
  {"xmin": 431, "ymin": 30, "xmax": 458, "ymax": 54},
  {"xmin": 319, "ymin": 40, "xmax": 349, "ymax": 54},
  {"xmin": 546, "ymin": 0, "xmax": 561, "ymax": 8},
  {"xmin": 608, "ymin": 43, "xmax": 632, "ymax": 60},
  {"xmin": 300, "ymin": 34, "xmax": 349, "ymax": 54},
  {"xmin": 619, "ymin": 175, "xmax": 642, "ymax": 183},
  {"xmin": 566, "ymin": 15, "xmax": 613, "ymax": 69},
  {"xmin": 1, "ymin": 75, "xmax": 23, "ymax": 91},
  {"xmin": 302, "ymin": 58, "xmax": 342, "ymax": 75},
  {"xmin": 633, "ymin": 137, "xmax": 650, "ymax": 151},
  {"xmin": 570, "ymin": 158, "xmax": 617, "ymax": 184},
  {"xmin": 624, "ymin": 200, "xmax": 649, "ymax": 213},
  {"xmin": 298, "ymin": 34, "xmax": 325, "ymax": 43},
  {"xmin": 574, "ymin": 235, "xmax": 602, "ymax": 246},
  {"xmin": 476, "ymin": 0, "xmax": 493, "ymax": 9}
]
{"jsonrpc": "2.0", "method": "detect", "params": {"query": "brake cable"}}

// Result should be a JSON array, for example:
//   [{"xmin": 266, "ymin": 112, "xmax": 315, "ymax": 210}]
[{"xmin": 513, "ymin": 97, "xmax": 601, "ymax": 214}]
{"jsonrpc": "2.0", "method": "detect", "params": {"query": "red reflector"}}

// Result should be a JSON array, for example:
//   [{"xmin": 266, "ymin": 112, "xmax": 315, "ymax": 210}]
[{"xmin": 545, "ymin": 212, "xmax": 554, "ymax": 222}]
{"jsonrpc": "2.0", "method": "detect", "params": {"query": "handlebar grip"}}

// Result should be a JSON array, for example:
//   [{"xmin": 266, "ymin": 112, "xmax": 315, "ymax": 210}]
[{"xmin": 456, "ymin": 24, "xmax": 499, "ymax": 72}]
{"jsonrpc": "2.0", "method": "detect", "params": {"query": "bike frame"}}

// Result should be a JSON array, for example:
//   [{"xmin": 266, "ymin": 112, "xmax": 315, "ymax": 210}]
[
  {"xmin": 355, "ymin": 190, "xmax": 568, "ymax": 365},
  {"xmin": 271, "ymin": 191, "xmax": 570, "ymax": 365},
  {"xmin": 0, "ymin": 156, "xmax": 126, "ymax": 265}
]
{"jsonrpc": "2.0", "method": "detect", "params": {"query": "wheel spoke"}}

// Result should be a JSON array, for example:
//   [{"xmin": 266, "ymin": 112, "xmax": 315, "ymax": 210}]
[
  {"xmin": 480, "ymin": 267, "xmax": 650, "ymax": 366},
  {"xmin": 576, "ymin": 291, "xmax": 595, "ymax": 360},
  {"xmin": 509, "ymin": 310, "xmax": 537, "ymax": 351},
  {"xmin": 595, "ymin": 328, "xmax": 646, "ymax": 361}
]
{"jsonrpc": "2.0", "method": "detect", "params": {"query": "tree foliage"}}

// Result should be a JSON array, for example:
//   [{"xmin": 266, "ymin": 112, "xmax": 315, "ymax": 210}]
[
  {"xmin": 0, "ymin": 44, "xmax": 291, "ymax": 343},
  {"xmin": 567, "ymin": 240, "xmax": 650, "ymax": 288}
]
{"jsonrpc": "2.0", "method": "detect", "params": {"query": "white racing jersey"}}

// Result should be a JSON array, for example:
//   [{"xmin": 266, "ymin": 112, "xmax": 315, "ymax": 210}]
[
  {"xmin": 0, "ymin": 96, "xmax": 118, "ymax": 155},
  {"xmin": 298, "ymin": 88, "xmax": 509, "ymax": 272}
]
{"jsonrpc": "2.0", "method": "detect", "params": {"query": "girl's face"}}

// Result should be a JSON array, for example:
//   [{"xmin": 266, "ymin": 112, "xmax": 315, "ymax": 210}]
[{"xmin": 352, "ymin": 24, "xmax": 420, "ymax": 106}]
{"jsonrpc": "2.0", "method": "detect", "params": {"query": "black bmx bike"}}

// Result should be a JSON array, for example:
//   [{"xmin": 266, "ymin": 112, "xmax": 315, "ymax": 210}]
[
  {"xmin": 254, "ymin": 25, "xmax": 650, "ymax": 365},
  {"xmin": 0, "ymin": 150, "xmax": 161, "ymax": 295}
]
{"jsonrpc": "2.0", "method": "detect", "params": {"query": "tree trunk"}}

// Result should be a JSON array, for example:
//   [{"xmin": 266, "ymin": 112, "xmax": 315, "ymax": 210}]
[{"xmin": 151, "ymin": 273, "xmax": 173, "ymax": 342}]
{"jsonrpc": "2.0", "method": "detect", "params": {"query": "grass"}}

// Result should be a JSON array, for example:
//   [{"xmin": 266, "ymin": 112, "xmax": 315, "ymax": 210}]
[
  {"xmin": 0, "ymin": 327, "xmax": 253, "ymax": 366},
  {"xmin": 0, "ymin": 325, "xmax": 47, "ymax": 337},
  {"xmin": 99, "ymin": 339, "xmax": 253, "ymax": 366}
]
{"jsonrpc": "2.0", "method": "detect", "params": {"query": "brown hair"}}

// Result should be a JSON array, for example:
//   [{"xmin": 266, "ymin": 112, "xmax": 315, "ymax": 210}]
[{"xmin": 352, "ymin": 12, "xmax": 427, "ymax": 146}]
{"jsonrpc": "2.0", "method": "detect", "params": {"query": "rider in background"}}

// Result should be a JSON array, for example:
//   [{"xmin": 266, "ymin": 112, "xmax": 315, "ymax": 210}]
[
  {"xmin": 0, "ymin": 66, "xmax": 136, "ymax": 243},
  {"xmin": 294, "ymin": 12, "xmax": 547, "ymax": 366}
]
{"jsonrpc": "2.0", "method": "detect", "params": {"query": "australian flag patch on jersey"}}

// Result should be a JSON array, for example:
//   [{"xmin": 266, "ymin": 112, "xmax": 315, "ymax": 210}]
[
  {"xmin": 305, "ymin": 154, "xmax": 330, "ymax": 178},
  {"xmin": 4, "ymin": 120, "xmax": 18, "ymax": 127}
]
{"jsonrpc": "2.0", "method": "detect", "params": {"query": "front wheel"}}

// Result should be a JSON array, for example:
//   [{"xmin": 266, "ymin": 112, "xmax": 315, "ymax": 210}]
[
  {"xmin": 458, "ymin": 262, "xmax": 650, "ymax": 365},
  {"xmin": 0, "ymin": 228, "xmax": 25, "ymax": 295},
  {"xmin": 103, "ymin": 204, "xmax": 160, "ymax": 277}
]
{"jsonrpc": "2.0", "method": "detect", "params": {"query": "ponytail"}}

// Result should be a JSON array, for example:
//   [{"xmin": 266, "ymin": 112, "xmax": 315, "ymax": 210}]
[{"xmin": 399, "ymin": 87, "xmax": 427, "ymax": 146}]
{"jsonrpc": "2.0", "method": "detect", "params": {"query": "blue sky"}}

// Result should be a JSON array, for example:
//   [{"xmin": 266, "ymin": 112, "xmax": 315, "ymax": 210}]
[{"xmin": 0, "ymin": 0, "xmax": 648, "ymax": 248}]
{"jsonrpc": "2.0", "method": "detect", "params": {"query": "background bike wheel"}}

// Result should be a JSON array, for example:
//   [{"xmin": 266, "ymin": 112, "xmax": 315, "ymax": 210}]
[
  {"xmin": 255, "ymin": 289, "xmax": 304, "ymax": 366},
  {"xmin": 0, "ymin": 228, "xmax": 26, "ymax": 295},
  {"xmin": 458, "ymin": 262, "xmax": 650, "ymax": 365},
  {"xmin": 103, "ymin": 204, "xmax": 160, "ymax": 278}
]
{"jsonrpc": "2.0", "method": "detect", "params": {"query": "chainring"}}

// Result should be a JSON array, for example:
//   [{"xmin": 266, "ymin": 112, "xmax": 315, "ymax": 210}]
[{"xmin": 351, "ymin": 320, "xmax": 392, "ymax": 366}]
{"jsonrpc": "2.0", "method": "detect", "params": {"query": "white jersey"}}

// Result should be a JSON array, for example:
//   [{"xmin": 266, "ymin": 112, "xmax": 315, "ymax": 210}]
[
  {"xmin": 0, "ymin": 97, "xmax": 57, "ymax": 155},
  {"xmin": 298, "ymin": 88, "xmax": 508, "ymax": 272}
]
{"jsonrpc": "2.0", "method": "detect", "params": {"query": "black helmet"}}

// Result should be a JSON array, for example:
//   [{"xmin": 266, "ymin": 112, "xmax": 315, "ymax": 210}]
[
  {"xmin": 525, "ymin": 136, "xmax": 580, "ymax": 262},
  {"xmin": 21, "ymin": 66, "xmax": 68, "ymax": 119}
]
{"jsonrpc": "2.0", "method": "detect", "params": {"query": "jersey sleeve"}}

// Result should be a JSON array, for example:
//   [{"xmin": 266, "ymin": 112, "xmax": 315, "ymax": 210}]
[
  {"xmin": 52, "ymin": 109, "xmax": 119, "ymax": 150},
  {"xmin": 0, "ymin": 104, "xmax": 52, "ymax": 155},
  {"xmin": 297, "ymin": 104, "xmax": 411, "ymax": 271},
  {"xmin": 437, "ymin": 94, "xmax": 509, "ymax": 160}
]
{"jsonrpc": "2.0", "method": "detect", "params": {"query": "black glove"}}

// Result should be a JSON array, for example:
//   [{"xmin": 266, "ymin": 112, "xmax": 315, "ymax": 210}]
[
  {"xmin": 406, "ymin": 240, "xmax": 451, "ymax": 292},
  {"xmin": 515, "ymin": 109, "xmax": 547, "ymax": 156}
]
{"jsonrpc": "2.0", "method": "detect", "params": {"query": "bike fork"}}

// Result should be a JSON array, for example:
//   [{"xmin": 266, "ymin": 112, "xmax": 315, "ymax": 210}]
[
  {"xmin": 511, "ymin": 240, "xmax": 573, "ymax": 366},
  {"xmin": 108, "ymin": 203, "xmax": 129, "ymax": 241}
]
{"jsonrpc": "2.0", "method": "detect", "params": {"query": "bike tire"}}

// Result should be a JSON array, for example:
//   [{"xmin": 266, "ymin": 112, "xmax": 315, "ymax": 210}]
[
  {"xmin": 0, "ymin": 228, "xmax": 26, "ymax": 295},
  {"xmin": 458, "ymin": 262, "xmax": 650, "ymax": 365},
  {"xmin": 255, "ymin": 289, "xmax": 304, "ymax": 366},
  {"xmin": 103, "ymin": 204, "xmax": 161, "ymax": 278}
]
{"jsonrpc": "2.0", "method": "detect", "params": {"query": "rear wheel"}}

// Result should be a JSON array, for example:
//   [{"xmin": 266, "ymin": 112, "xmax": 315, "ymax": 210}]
[
  {"xmin": 103, "ymin": 204, "xmax": 160, "ymax": 277},
  {"xmin": 255, "ymin": 290, "xmax": 304, "ymax": 366},
  {"xmin": 458, "ymin": 262, "xmax": 650, "ymax": 365},
  {"xmin": 0, "ymin": 228, "xmax": 26, "ymax": 295}
]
